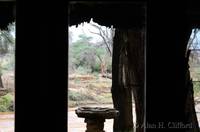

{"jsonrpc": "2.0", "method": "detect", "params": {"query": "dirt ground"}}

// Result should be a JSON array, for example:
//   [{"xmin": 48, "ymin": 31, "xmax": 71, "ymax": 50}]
[
  {"xmin": 0, "ymin": 112, "xmax": 14, "ymax": 132},
  {"xmin": 68, "ymin": 74, "xmax": 113, "ymax": 107},
  {"xmin": 0, "ymin": 72, "xmax": 14, "ymax": 132},
  {"xmin": 1, "ymin": 73, "xmax": 200, "ymax": 131},
  {"xmin": 1, "ymin": 104, "xmax": 200, "ymax": 132},
  {"xmin": 68, "ymin": 104, "xmax": 115, "ymax": 132}
]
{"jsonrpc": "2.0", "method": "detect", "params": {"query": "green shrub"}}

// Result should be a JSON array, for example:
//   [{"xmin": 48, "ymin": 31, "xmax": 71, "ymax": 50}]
[
  {"xmin": 91, "ymin": 63, "xmax": 101, "ymax": 73},
  {"xmin": 0, "ymin": 93, "xmax": 14, "ymax": 112},
  {"xmin": 68, "ymin": 90, "xmax": 95, "ymax": 101},
  {"xmin": 76, "ymin": 66, "xmax": 91, "ymax": 74},
  {"xmin": 0, "ymin": 105, "xmax": 7, "ymax": 112},
  {"xmin": 92, "ymin": 72, "xmax": 99, "ymax": 78},
  {"xmin": 107, "ymin": 63, "xmax": 112, "ymax": 73},
  {"xmin": 194, "ymin": 81, "xmax": 200, "ymax": 96}
]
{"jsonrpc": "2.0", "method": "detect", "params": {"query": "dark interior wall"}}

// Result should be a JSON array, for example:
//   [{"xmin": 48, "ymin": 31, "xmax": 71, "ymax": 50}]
[
  {"xmin": 0, "ymin": 1, "xmax": 15, "ymax": 30},
  {"xmin": 68, "ymin": 1, "xmax": 146, "ymax": 29},
  {"xmin": 0, "ymin": 1, "xmax": 199, "ymax": 132},
  {"xmin": 146, "ymin": 1, "xmax": 200, "ymax": 132},
  {"xmin": 15, "ymin": 2, "xmax": 68, "ymax": 132},
  {"xmin": 146, "ymin": 1, "xmax": 192, "ymax": 128},
  {"xmin": 186, "ymin": 0, "xmax": 200, "ymax": 29}
]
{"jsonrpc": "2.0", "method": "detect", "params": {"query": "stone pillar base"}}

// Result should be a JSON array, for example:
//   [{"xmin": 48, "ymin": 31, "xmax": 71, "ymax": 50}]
[
  {"xmin": 75, "ymin": 107, "xmax": 119, "ymax": 132},
  {"xmin": 85, "ymin": 118, "xmax": 105, "ymax": 132}
]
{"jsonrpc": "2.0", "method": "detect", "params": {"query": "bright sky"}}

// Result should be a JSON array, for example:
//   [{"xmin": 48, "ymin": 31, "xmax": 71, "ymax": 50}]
[
  {"xmin": 189, "ymin": 29, "xmax": 200, "ymax": 49},
  {"xmin": 69, "ymin": 18, "xmax": 109, "ymax": 43},
  {"xmin": 69, "ymin": 20, "xmax": 200, "ymax": 49}
]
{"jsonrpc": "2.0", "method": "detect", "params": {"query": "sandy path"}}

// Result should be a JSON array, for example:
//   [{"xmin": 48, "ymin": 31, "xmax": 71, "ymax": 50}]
[
  {"xmin": 0, "ymin": 112, "xmax": 14, "ymax": 132},
  {"xmin": 68, "ymin": 104, "xmax": 114, "ymax": 132},
  {"xmin": 1, "ymin": 104, "xmax": 200, "ymax": 132},
  {"xmin": 68, "ymin": 104, "xmax": 136, "ymax": 132}
]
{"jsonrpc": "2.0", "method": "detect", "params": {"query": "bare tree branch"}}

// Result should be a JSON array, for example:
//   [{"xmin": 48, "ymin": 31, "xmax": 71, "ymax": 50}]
[
  {"xmin": 188, "ymin": 29, "xmax": 198, "ymax": 49},
  {"xmin": 88, "ymin": 23, "xmax": 113, "ymax": 56}
]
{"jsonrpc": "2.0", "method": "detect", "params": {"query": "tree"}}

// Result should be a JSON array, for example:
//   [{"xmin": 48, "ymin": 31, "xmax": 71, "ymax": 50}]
[
  {"xmin": 87, "ymin": 21, "xmax": 115, "ymax": 75},
  {"xmin": 88, "ymin": 22, "xmax": 115, "ymax": 57},
  {"xmin": 187, "ymin": 29, "xmax": 199, "ymax": 50},
  {"xmin": 69, "ymin": 32, "xmax": 113, "ymax": 75},
  {"xmin": 111, "ymin": 29, "xmax": 134, "ymax": 131},
  {"xmin": 70, "ymin": 34, "xmax": 94, "ymax": 72},
  {"xmin": 112, "ymin": 29, "xmax": 145, "ymax": 132},
  {"xmin": 187, "ymin": 29, "xmax": 200, "ymax": 65}
]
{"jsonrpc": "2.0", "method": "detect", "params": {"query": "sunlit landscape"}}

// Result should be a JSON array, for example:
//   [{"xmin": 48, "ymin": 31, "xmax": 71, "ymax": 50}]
[{"xmin": 0, "ymin": 22, "xmax": 15, "ymax": 132}]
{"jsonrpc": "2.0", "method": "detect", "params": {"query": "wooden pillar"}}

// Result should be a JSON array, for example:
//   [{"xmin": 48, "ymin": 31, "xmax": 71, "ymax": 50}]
[
  {"xmin": 111, "ymin": 29, "xmax": 134, "ymax": 132},
  {"xmin": 126, "ymin": 29, "xmax": 145, "ymax": 132}
]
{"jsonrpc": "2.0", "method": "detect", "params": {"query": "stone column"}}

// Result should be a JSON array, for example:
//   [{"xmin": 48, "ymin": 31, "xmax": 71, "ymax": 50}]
[{"xmin": 85, "ymin": 118, "xmax": 105, "ymax": 132}]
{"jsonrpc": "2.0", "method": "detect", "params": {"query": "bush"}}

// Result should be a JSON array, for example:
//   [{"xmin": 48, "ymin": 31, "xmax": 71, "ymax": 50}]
[
  {"xmin": 69, "ymin": 34, "xmax": 112, "ymax": 74},
  {"xmin": 0, "ymin": 93, "xmax": 14, "ymax": 112},
  {"xmin": 91, "ymin": 63, "xmax": 101, "ymax": 73},
  {"xmin": 194, "ymin": 81, "xmax": 200, "ymax": 96},
  {"xmin": 76, "ymin": 66, "xmax": 91, "ymax": 74},
  {"xmin": 68, "ymin": 90, "xmax": 95, "ymax": 101},
  {"xmin": 0, "ymin": 105, "xmax": 7, "ymax": 112},
  {"xmin": 107, "ymin": 63, "xmax": 112, "ymax": 73}
]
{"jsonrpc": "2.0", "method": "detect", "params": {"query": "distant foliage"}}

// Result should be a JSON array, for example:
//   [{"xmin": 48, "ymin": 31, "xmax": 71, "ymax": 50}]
[
  {"xmin": 0, "ymin": 93, "xmax": 14, "ymax": 112},
  {"xmin": 0, "ymin": 22, "xmax": 15, "ymax": 74},
  {"xmin": 68, "ymin": 90, "xmax": 95, "ymax": 101},
  {"xmin": 69, "ymin": 34, "xmax": 111, "ymax": 74},
  {"xmin": 193, "ymin": 81, "xmax": 200, "ymax": 97}
]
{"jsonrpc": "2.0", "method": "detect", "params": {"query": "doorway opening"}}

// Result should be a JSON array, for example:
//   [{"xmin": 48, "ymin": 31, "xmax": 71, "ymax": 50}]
[
  {"xmin": 68, "ymin": 18, "xmax": 140, "ymax": 131},
  {"xmin": 68, "ymin": 18, "xmax": 122, "ymax": 132},
  {"xmin": 187, "ymin": 28, "xmax": 200, "ymax": 125},
  {"xmin": 68, "ymin": 18, "xmax": 114, "ymax": 106}
]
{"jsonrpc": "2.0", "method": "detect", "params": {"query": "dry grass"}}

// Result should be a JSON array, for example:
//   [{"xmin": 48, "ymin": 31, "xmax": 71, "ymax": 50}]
[
  {"xmin": 68, "ymin": 74, "xmax": 112, "ymax": 107},
  {"xmin": 0, "ymin": 71, "xmax": 14, "ymax": 96}
]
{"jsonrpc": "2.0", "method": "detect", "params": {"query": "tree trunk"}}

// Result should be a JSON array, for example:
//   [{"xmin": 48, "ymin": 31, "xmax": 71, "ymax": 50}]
[
  {"xmin": 112, "ymin": 29, "xmax": 145, "ymax": 132},
  {"xmin": 126, "ymin": 29, "xmax": 144, "ymax": 132},
  {"xmin": 112, "ymin": 29, "xmax": 134, "ymax": 132},
  {"xmin": 0, "ymin": 75, "xmax": 4, "ymax": 88}
]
